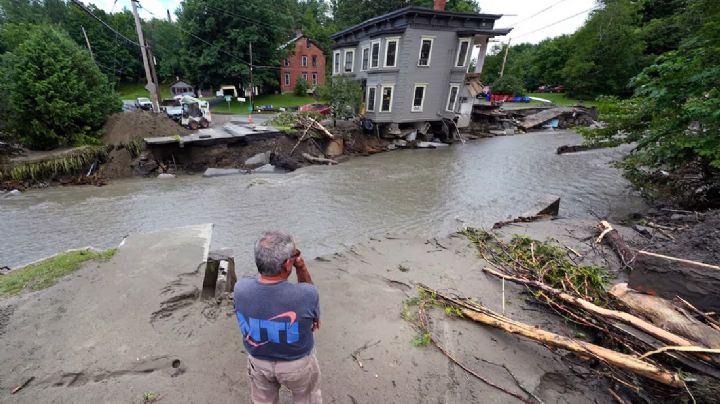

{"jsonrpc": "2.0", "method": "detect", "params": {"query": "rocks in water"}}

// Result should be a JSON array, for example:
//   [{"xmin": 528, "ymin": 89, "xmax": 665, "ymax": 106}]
[
  {"xmin": 4, "ymin": 189, "xmax": 21, "ymax": 197},
  {"xmin": 269, "ymin": 152, "xmax": 300, "ymax": 172},
  {"xmin": 157, "ymin": 173, "xmax": 176, "ymax": 179},
  {"xmin": 252, "ymin": 164, "xmax": 284, "ymax": 174},
  {"xmin": 203, "ymin": 168, "xmax": 244, "ymax": 178},
  {"xmin": 244, "ymin": 152, "xmax": 270, "ymax": 168}
]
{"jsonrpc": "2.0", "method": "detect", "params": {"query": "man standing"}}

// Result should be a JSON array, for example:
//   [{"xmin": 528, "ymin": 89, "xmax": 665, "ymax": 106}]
[{"xmin": 234, "ymin": 231, "xmax": 322, "ymax": 404}]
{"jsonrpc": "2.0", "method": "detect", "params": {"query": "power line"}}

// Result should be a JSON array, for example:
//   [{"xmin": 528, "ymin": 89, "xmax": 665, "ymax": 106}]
[
  {"xmin": 511, "ymin": 7, "xmax": 597, "ymax": 40},
  {"xmin": 69, "ymin": 0, "xmax": 143, "ymax": 48},
  {"xmin": 509, "ymin": 0, "xmax": 570, "ymax": 28}
]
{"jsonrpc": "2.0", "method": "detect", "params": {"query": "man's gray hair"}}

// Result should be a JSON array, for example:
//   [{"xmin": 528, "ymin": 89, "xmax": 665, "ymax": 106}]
[{"xmin": 254, "ymin": 230, "xmax": 296, "ymax": 275}]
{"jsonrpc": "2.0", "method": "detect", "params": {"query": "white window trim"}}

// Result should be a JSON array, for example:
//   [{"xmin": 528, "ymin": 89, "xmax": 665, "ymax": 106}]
[
  {"xmin": 446, "ymin": 84, "xmax": 460, "ymax": 112},
  {"xmin": 411, "ymin": 83, "xmax": 427, "ymax": 112},
  {"xmin": 344, "ymin": 49, "xmax": 354, "ymax": 73},
  {"xmin": 333, "ymin": 50, "xmax": 341, "ymax": 74},
  {"xmin": 360, "ymin": 46, "xmax": 369, "ymax": 71},
  {"xmin": 366, "ymin": 86, "xmax": 377, "ymax": 112},
  {"xmin": 302, "ymin": 72, "xmax": 308, "ymax": 81},
  {"xmin": 455, "ymin": 38, "xmax": 471, "ymax": 67},
  {"xmin": 301, "ymin": 55, "xmax": 308, "ymax": 67},
  {"xmin": 383, "ymin": 37, "xmax": 400, "ymax": 68},
  {"xmin": 312, "ymin": 73, "xmax": 318, "ymax": 85},
  {"xmin": 417, "ymin": 36, "xmax": 434, "ymax": 67},
  {"xmin": 380, "ymin": 84, "xmax": 395, "ymax": 112},
  {"xmin": 284, "ymin": 73, "xmax": 290, "ymax": 86},
  {"xmin": 370, "ymin": 40, "xmax": 381, "ymax": 69}
]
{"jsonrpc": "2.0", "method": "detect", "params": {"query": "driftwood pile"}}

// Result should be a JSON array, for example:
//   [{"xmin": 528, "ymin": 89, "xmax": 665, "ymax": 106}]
[
  {"xmin": 410, "ymin": 226, "xmax": 720, "ymax": 403},
  {"xmin": 289, "ymin": 117, "xmax": 335, "ymax": 159}
]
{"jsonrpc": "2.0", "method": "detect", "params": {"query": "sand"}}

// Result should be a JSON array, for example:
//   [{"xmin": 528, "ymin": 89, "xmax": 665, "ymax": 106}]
[{"xmin": 0, "ymin": 219, "xmax": 618, "ymax": 403}]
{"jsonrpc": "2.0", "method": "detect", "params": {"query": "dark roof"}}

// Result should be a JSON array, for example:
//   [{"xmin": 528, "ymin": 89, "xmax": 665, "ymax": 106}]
[
  {"xmin": 331, "ymin": 6, "xmax": 504, "ymax": 40},
  {"xmin": 170, "ymin": 79, "xmax": 193, "ymax": 87}
]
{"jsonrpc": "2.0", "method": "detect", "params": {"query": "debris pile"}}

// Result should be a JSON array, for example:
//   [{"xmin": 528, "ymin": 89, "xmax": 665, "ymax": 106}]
[
  {"xmin": 406, "ymin": 220, "xmax": 720, "ymax": 403},
  {"xmin": 468, "ymin": 104, "xmax": 599, "ymax": 136}
]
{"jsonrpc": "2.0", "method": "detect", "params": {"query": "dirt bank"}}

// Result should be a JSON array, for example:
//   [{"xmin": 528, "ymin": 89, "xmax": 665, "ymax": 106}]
[
  {"xmin": 0, "ymin": 217, "xmax": 627, "ymax": 403},
  {"xmin": 102, "ymin": 111, "xmax": 190, "ymax": 146}
]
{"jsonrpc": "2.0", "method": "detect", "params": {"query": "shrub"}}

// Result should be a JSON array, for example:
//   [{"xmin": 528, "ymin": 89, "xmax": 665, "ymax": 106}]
[{"xmin": 294, "ymin": 77, "xmax": 309, "ymax": 96}]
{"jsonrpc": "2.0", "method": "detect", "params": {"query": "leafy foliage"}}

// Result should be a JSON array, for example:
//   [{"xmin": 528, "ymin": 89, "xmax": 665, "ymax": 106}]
[
  {"xmin": 0, "ymin": 26, "xmax": 121, "ymax": 150},
  {"xmin": 491, "ymin": 75, "xmax": 525, "ymax": 96},
  {"xmin": 317, "ymin": 75, "xmax": 362, "ymax": 119},
  {"xmin": 294, "ymin": 77, "xmax": 309, "ymax": 96}
]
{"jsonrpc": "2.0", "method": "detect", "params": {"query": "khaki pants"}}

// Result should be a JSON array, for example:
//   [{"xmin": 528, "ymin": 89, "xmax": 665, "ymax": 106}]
[{"xmin": 247, "ymin": 351, "xmax": 322, "ymax": 404}]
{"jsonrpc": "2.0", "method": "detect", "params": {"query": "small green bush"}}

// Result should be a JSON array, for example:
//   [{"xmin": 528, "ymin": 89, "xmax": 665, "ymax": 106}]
[{"xmin": 294, "ymin": 77, "xmax": 309, "ymax": 96}]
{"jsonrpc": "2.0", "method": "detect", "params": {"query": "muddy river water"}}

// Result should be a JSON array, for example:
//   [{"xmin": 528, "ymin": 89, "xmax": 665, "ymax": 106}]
[{"xmin": 1, "ymin": 130, "xmax": 646, "ymax": 269}]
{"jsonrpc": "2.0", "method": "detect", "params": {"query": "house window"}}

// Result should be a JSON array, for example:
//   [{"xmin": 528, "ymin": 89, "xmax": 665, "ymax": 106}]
[
  {"xmin": 418, "ymin": 37, "xmax": 433, "ymax": 66},
  {"xmin": 344, "ymin": 49, "xmax": 354, "ymax": 73},
  {"xmin": 284, "ymin": 73, "xmax": 290, "ymax": 86},
  {"xmin": 384, "ymin": 37, "xmax": 399, "ymax": 68},
  {"xmin": 306, "ymin": 38, "xmax": 311, "ymax": 48},
  {"xmin": 380, "ymin": 85, "xmax": 394, "ymax": 112},
  {"xmin": 301, "ymin": 55, "xmax": 308, "ymax": 67},
  {"xmin": 312, "ymin": 55, "xmax": 317, "ymax": 67},
  {"xmin": 367, "ymin": 87, "xmax": 376, "ymax": 112},
  {"xmin": 455, "ymin": 38, "xmax": 471, "ymax": 67},
  {"xmin": 333, "ymin": 51, "xmax": 341, "ymax": 74},
  {"xmin": 370, "ymin": 40, "xmax": 380, "ymax": 68},
  {"xmin": 283, "ymin": 58, "xmax": 289, "ymax": 67},
  {"xmin": 446, "ymin": 84, "xmax": 460, "ymax": 111},
  {"xmin": 412, "ymin": 84, "xmax": 427, "ymax": 112},
  {"xmin": 312, "ymin": 73, "xmax": 318, "ymax": 85},
  {"xmin": 302, "ymin": 72, "xmax": 308, "ymax": 81},
  {"xmin": 361, "ymin": 47, "xmax": 369, "ymax": 71}
]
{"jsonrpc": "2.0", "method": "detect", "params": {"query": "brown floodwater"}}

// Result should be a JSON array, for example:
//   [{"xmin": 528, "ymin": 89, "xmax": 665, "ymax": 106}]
[{"xmin": 0, "ymin": 130, "xmax": 646, "ymax": 269}]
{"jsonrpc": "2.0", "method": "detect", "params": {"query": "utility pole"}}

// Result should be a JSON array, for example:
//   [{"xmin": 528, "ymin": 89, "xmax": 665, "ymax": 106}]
[
  {"xmin": 166, "ymin": 9, "xmax": 172, "ymax": 22},
  {"xmin": 146, "ymin": 41, "xmax": 162, "ymax": 103},
  {"xmin": 500, "ymin": 38, "xmax": 511, "ymax": 78},
  {"xmin": 130, "ymin": 0, "xmax": 160, "ymax": 112},
  {"xmin": 249, "ymin": 41, "xmax": 254, "ymax": 124},
  {"xmin": 81, "ymin": 26, "xmax": 94, "ymax": 61}
]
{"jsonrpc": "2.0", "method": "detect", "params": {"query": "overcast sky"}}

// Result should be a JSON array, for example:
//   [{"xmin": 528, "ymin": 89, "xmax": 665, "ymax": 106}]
[{"xmin": 93, "ymin": 0, "xmax": 598, "ymax": 44}]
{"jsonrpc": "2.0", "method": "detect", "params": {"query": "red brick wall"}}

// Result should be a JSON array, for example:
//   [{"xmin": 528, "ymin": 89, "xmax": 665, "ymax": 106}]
[{"xmin": 279, "ymin": 37, "xmax": 326, "ymax": 93}]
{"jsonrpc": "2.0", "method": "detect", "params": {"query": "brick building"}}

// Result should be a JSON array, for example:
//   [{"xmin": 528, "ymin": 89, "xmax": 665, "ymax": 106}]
[{"xmin": 279, "ymin": 34, "xmax": 326, "ymax": 94}]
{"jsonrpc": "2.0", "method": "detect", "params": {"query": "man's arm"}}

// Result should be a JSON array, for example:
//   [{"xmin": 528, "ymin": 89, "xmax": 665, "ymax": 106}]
[{"xmin": 293, "ymin": 254, "xmax": 314, "ymax": 284}]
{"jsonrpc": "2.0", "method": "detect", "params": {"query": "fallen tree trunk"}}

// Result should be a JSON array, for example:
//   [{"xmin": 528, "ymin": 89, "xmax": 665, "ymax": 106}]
[
  {"xmin": 629, "ymin": 251, "xmax": 720, "ymax": 313},
  {"xmin": 302, "ymin": 153, "xmax": 337, "ymax": 165},
  {"xmin": 610, "ymin": 283, "xmax": 720, "ymax": 349},
  {"xmin": 596, "ymin": 221, "xmax": 635, "ymax": 269},
  {"xmin": 482, "ymin": 267, "xmax": 698, "ymax": 349},
  {"xmin": 459, "ymin": 308, "xmax": 684, "ymax": 388}
]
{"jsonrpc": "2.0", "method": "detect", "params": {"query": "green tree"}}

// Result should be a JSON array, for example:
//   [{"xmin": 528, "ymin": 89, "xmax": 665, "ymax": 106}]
[
  {"xmin": 0, "ymin": 26, "xmax": 121, "ymax": 150},
  {"xmin": 317, "ymin": 76, "xmax": 362, "ymax": 125},
  {"xmin": 294, "ymin": 77, "xmax": 309, "ymax": 96},
  {"xmin": 582, "ymin": 0, "xmax": 720, "ymax": 206},
  {"xmin": 562, "ymin": 0, "xmax": 645, "ymax": 99},
  {"xmin": 491, "ymin": 75, "xmax": 525, "ymax": 96}
]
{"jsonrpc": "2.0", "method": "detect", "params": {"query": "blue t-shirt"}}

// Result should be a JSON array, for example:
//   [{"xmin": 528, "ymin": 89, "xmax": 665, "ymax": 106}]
[{"xmin": 233, "ymin": 278, "xmax": 320, "ymax": 361}]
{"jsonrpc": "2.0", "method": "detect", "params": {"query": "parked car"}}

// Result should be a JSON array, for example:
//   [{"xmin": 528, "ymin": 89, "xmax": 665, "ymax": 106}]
[
  {"xmin": 135, "ymin": 97, "xmax": 153, "ymax": 111},
  {"xmin": 552, "ymin": 85, "xmax": 566, "ymax": 93},
  {"xmin": 299, "ymin": 103, "xmax": 332, "ymax": 115}
]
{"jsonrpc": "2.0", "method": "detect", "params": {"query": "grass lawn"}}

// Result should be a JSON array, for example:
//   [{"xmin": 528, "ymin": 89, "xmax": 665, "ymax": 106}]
[
  {"xmin": 526, "ymin": 92, "xmax": 597, "ymax": 107},
  {"xmin": 213, "ymin": 94, "xmax": 318, "ymax": 115},
  {"xmin": 116, "ymin": 82, "xmax": 172, "ymax": 100},
  {"xmin": 0, "ymin": 248, "xmax": 116, "ymax": 298}
]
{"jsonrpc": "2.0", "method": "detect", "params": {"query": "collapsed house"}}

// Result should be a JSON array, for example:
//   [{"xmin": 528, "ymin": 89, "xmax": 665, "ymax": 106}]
[{"xmin": 329, "ymin": 1, "xmax": 510, "ymax": 140}]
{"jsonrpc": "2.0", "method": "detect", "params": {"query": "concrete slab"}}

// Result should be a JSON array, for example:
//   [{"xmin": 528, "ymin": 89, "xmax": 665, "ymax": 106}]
[{"xmin": 144, "ymin": 123, "xmax": 280, "ymax": 146}]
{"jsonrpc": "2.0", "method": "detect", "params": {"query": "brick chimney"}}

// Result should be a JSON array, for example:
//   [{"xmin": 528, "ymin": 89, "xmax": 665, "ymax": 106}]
[{"xmin": 433, "ymin": 0, "xmax": 447, "ymax": 11}]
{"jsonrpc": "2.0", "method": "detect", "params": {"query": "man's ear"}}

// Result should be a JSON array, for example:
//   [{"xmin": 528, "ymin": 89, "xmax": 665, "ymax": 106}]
[{"xmin": 282, "ymin": 259, "xmax": 294, "ymax": 274}]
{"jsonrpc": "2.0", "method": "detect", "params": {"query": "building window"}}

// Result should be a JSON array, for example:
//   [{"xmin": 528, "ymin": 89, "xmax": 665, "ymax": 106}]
[
  {"xmin": 333, "ymin": 51, "xmax": 341, "ymax": 74},
  {"xmin": 455, "ymin": 38, "xmax": 471, "ymax": 67},
  {"xmin": 412, "ymin": 84, "xmax": 427, "ymax": 112},
  {"xmin": 301, "ymin": 55, "xmax": 308, "ymax": 67},
  {"xmin": 380, "ymin": 85, "xmax": 394, "ymax": 112},
  {"xmin": 367, "ymin": 87, "xmax": 376, "ymax": 112},
  {"xmin": 384, "ymin": 37, "xmax": 399, "ymax": 68},
  {"xmin": 312, "ymin": 73, "xmax": 318, "ymax": 85},
  {"xmin": 302, "ymin": 72, "xmax": 308, "ymax": 81},
  {"xmin": 418, "ymin": 37, "xmax": 433, "ymax": 66},
  {"xmin": 344, "ymin": 49, "xmax": 354, "ymax": 73},
  {"xmin": 312, "ymin": 55, "xmax": 317, "ymax": 67},
  {"xmin": 284, "ymin": 73, "xmax": 290, "ymax": 86},
  {"xmin": 283, "ymin": 58, "xmax": 289, "ymax": 67},
  {"xmin": 306, "ymin": 38, "xmax": 311, "ymax": 48},
  {"xmin": 370, "ymin": 40, "xmax": 380, "ymax": 68},
  {"xmin": 446, "ymin": 84, "xmax": 460, "ymax": 111},
  {"xmin": 361, "ymin": 46, "xmax": 369, "ymax": 71}
]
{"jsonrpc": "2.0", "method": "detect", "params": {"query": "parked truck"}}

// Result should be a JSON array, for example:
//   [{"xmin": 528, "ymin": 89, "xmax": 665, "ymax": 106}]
[{"xmin": 161, "ymin": 96, "xmax": 211, "ymax": 129}]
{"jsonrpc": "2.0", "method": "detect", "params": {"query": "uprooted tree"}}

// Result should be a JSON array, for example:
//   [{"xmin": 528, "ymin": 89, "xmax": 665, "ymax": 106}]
[
  {"xmin": 0, "ymin": 25, "xmax": 121, "ymax": 150},
  {"xmin": 316, "ymin": 75, "xmax": 362, "ymax": 126}
]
